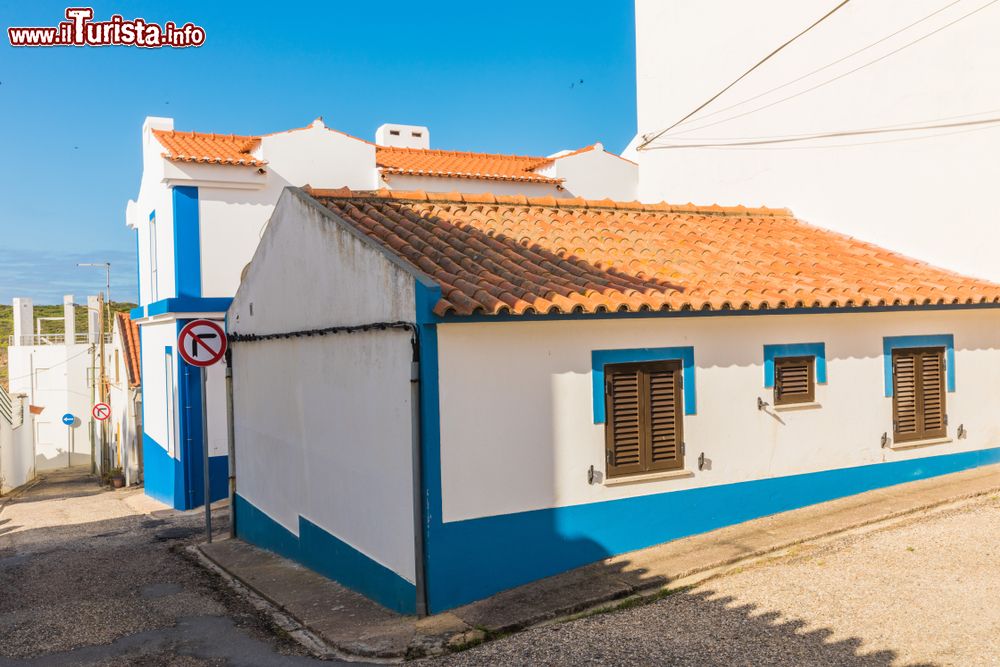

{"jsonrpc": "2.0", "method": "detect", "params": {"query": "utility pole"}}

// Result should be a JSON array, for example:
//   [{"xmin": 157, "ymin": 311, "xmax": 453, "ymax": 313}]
[{"xmin": 78, "ymin": 262, "xmax": 112, "ymax": 475}]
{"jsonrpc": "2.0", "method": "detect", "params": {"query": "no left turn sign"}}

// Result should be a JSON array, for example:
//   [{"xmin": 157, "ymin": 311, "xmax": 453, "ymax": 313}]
[
  {"xmin": 92, "ymin": 403, "xmax": 111, "ymax": 421},
  {"xmin": 177, "ymin": 319, "xmax": 227, "ymax": 368}
]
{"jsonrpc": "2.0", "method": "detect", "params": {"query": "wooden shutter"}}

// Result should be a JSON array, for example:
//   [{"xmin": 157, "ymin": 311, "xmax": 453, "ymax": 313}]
[
  {"xmin": 774, "ymin": 356, "xmax": 815, "ymax": 405},
  {"xmin": 605, "ymin": 360, "xmax": 684, "ymax": 478},
  {"xmin": 647, "ymin": 363, "xmax": 684, "ymax": 472},
  {"xmin": 893, "ymin": 347, "xmax": 947, "ymax": 443}
]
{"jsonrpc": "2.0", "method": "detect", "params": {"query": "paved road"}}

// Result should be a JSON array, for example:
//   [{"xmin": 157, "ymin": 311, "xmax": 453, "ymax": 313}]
[
  {"xmin": 440, "ymin": 495, "xmax": 1000, "ymax": 666},
  {"xmin": 0, "ymin": 468, "xmax": 343, "ymax": 666}
]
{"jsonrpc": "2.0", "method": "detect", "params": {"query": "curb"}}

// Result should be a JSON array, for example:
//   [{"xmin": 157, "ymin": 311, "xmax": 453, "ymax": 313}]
[{"xmin": 191, "ymin": 481, "xmax": 1000, "ymax": 662}]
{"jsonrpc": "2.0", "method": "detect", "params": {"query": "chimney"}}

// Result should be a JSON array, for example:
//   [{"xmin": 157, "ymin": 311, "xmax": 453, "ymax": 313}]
[
  {"xmin": 87, "ymin": 295, "xmax": 100, "ymax": 344},
  {"xmin": 64, "ymin": 295, "xmax": 76, "ymax": 345},
  {"xmin": 375, "ymin": 123, "xmax": 430, "ymax": 150},
  {"xmin": 12, "ymin": 298, "xmax": 33, "ymax": 346}
]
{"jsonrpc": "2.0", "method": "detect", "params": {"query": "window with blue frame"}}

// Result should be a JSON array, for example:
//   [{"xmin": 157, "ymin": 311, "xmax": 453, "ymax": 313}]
[{"xmin": 763, "ymin": 343, "xmax": 826, "ymax": 407}]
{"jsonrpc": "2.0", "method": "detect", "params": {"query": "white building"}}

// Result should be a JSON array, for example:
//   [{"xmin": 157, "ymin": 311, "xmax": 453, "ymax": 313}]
[
  {"xmin": 7, "ymin": 296, "xmax": 104, "ymax": 471},
  {"xmin": 227, "ymin": 186, "xmax": 1000, "ymax": 614},
  {"xmin": 0, "ymin": 391, "xmax": 34, "ymax": 494},
  {"xmin": 108, "ymin": 312, "xmax": 142, "ymax": 486},
  {"xmin": 126, "ymin": 115, "xmax": 638, "ymax": 509},
  {"xmin": 630, "ymin": 0, "xmax": 1000, "ymax": 281}
]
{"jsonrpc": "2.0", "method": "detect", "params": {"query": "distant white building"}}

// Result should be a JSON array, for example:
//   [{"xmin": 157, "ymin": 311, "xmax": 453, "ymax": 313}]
[
  {"xmin": 108, "ymin": 312, "xmax": 142, "ymax": 486},
  {"xmin": 126, "ymin": 115, "xmax": 638, "ymax": 509},
  {"xmin": 7, "ymin": 295, "xmax": 104, "ymax": 471},
  {"xmin": 630, "ymin": 0, "xmax": 1000, "ymax": 281}
]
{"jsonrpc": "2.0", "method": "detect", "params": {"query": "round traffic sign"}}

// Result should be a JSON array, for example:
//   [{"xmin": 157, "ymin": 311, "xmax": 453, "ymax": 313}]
[
  {"xmin": 62, "ymin": 413, "xmax": 75, "ymax": 426},
  {"xmin": 92, "ymin": 403, "xmax": 111, "ymax": 421},
  {"xmin": 177, "ymin": 319, "xmax": 227, "ymax": 368}
]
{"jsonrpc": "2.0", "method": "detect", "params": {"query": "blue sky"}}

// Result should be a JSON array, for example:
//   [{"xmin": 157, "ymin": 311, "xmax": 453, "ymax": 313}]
[{"xmin": 0, "ymin": 1, "xmax": 637, "ymax": 304}]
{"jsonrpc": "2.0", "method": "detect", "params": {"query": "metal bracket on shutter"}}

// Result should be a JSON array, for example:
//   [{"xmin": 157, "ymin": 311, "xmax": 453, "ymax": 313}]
[
  {"xmin": 681, "ymin": 441, "xmax": 686, "ymax": 456},
  {"xmin": 944, "ymin": 414, "xmax": 949, "ymax": 427}
]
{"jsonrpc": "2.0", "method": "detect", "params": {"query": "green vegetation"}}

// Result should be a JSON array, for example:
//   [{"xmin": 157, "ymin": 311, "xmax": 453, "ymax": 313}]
[{"xmin": 0, "ymin": 302, "xmax": 135, "ymax": 391}]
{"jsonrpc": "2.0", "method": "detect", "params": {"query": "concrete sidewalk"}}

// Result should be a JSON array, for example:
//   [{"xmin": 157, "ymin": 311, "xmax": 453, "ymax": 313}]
[{"xmin": 198, "ymin": 464, "xmax": 1000, "ymax": 661}]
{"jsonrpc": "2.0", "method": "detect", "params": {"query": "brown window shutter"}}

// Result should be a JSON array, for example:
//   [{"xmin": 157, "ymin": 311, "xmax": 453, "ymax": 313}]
[
  {"xmin": 605, "ymin": 367, "xmax": 644, "ymax": 477},
  {"xmin": 893, "ymin": 347, "xmax": 947, "ymax": 443},
  {"xmin": 918, "ymin": 348, "xmax": 946, "ymax": 438},
  {"xmin": 605, "ymin": 360, "xmax": 684, "ymax": 478},
  {"xmin": 774, "ymin": 356, "xmax": 815, "ymax": 405}
]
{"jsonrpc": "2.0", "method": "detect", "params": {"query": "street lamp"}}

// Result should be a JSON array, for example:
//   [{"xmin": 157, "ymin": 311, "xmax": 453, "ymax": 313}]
[{"xmin": 77, "ymin": 262, "xmax": 111, "ymax": 314}]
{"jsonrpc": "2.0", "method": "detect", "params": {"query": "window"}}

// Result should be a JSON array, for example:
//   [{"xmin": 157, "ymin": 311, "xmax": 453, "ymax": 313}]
[
  {"xmin": 164, "ymin": 351, "xmax": 176, "ymax": 456},
  {"xmin": 149, "ymin": 215, "xmax": 159, "ymax": 301},
  {"xmin": 773, "ymin": 356, "xmax": 815, "ymax": 406},
  {"xmin": 892, "ymin": 347, "xmax": 947, "ymax": 443},
  {"xmin": 604, "ymin": 360, "xmax": 684, "ymax": 478}
]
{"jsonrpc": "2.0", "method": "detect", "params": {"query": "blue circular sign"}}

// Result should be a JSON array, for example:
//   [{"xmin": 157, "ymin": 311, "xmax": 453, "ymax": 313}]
[{"xmin": 61, "ymin": 413, "xmax": 75, "ymax": 426}]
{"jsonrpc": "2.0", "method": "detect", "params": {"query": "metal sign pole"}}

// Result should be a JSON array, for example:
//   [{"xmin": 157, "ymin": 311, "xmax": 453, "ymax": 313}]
[
  {"xmin": 66, "ymin": 425, "xmax": 71, "ymax": 468},
  {"xmin": 202, "ymin": 366, "xmax": 212, "ymax": 543}
]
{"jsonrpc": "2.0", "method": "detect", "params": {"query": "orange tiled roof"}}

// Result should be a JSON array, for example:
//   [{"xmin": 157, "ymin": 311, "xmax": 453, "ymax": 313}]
[
  {"xmin": 152, "ymin": 129, "xmax": 265, "ymax": 167},
  {"xmin": 115, "ymin": 312, "xmax": 141, "ymax": 388},
  {"xmin": 376, "ymin": 146, "xmax": 560, "ymax": 184},
  {"xmin": 311, "ymin": 188, "xmax": 1000, "ymax": 317}
]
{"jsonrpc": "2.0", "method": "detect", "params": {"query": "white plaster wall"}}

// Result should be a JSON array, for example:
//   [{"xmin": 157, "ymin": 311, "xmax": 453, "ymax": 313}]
[
  {"xmin": 382, "ymin": 174, "xmax": 563, "ymax": 198},
  {"xmin": 437, "ymin": 309, "xmax": 1000, "ymax": 522},
  {"xmin": 551, "ymin": 149, "xmax": 638, "ymax": 201},
  {"xmin": 8, "ymin": 343, "xmax": 95, "ymax": 470},
  {"xmin": 0, "ymin": 396, "xmax": 35, "ymax": 494},
  {"xmin": 229, "ymin": 189, "xmax": 418, "ymax": 582},
  {"xmin": 139, "ymin": 320, "xmax": 178, "ymax": 457},
  {"xmin": 128, "ymin": 118, "xmax": 176, "ymax": 305},
  {"xmin": 633, "ymin": 0, "xmax": 1000, "ymax": 281}
]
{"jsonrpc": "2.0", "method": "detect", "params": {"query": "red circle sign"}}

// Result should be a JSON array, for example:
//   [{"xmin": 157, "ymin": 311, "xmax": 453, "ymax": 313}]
[
  {"xmin": 177, "ymin": 319, "xmax": 227, "ymax": 368},
  {"xmin": 92, "ymin": 403, "xmax": 111, "ymax": 421}
]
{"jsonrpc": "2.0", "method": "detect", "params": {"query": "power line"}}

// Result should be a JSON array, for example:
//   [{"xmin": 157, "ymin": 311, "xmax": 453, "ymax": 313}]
[
  {"xmin": 657, "ymin": 105, "xmax": 1000, "ymax": 143},
  {"xmin": 680, "ymin": 120, "xmax": 1000, "ymax": 151},
  {"xmin": 649, "ymin": 0, "xmax": 1000, "ymax": 142},
  {"xmin": 4, "ymin": 346, "xmax": 94, "ymax": 384},
  {"xmin": 636, "ymin": 0, "xmax": 852, "ymax": 150},
  {"xmin": 665, "ymin": 0, "xmax": 966, "ymax": 135},
  {"xmin": 645, "ymin": 114, "xmax": 1000, "ymax": 150}
]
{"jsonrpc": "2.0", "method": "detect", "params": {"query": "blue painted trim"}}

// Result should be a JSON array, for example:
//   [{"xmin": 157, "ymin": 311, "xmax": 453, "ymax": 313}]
[
  {"xmin": 134, "ymin": 297, "xmax": 234, "ymax": 320},
  {"xmin": 763, "ymin": 342, "xmax": 827, "ymax": 388},
  {"xmin": 428, "ymin": 446, "xmax": 1000, "ymax": 611},
  {"xmin": 235, "ymin": 494, "xmax": 417, "ymax": 614},
  {"xmin": 591, "ymin": 346, "xmax": 696, "ymax": 422},
  {"xmin": 431, "ymin": 302, "xmax": 1000, "ymax": 325},
  {"xmin": 172, "ymin": 186, "xmax": 202, "ymax": 299},
  {"xmin": 883, "ymin": 334, "xmax": 955, "ymax": 397}
]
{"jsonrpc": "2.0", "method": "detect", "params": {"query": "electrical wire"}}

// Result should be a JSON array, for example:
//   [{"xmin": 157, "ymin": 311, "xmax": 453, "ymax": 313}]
[
  {"xmin": 228, "ymin": 321, "xmax": 416, "ymax": 343},
  {"xmin": 645, "ymin": 114, "xmax": 1000, "ymax": 149},
  {"xmin": 666, "ymin": 0, "xmax": 967, "ymax": 134},
  {"xmin": 646, "ymin": 0, "xmax": 1000, "ymax": 144},
  {"xmin": 680, "ymin": 119, "xmax": 1000, "ymax": 150},
  {"xmin": 636, "ymin": 0, "xmax": 852, "ymax": 150},
  {"xmin": 4, "ymin": 346, "xmax": 95, "ymax": 383}
]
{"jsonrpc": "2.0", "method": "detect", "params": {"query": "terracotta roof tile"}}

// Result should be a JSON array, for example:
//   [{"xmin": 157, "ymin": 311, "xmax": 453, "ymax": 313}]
[
  {"xmin": 375, "ymin": 146, "xmax": 560, "ymax": 184},
  {"xmin": 115, "ymin": 312, "xmax": 141, "ymax": 388},
  {"xmin": 152, "ymin": 129, "xmax": 265, "ymax": 167},
  {"xmin": 311, "ymin": 189, "xmax": 1000, "ymax": 317}
]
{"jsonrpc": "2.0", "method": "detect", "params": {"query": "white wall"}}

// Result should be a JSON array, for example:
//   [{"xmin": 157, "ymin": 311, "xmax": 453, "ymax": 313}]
[
  {"xmin": 436, "ymin": 309, "xmax": 1000, "ymax": 523},
  {"xmin": 0, "ymin": 395, "xmax": 35, "ymax": 494},
  {"xmin": 139, "ymin": 320, "xmax": 177, "ymax": 457},
  {"xmin": 229, "ymin": 189, "xmax": 419, "ymax": 582},
  {"xmin": 8, "ymin": 343, "xmax": 95, "ymax": 470},
  {"xmin": 545, "ymin": 147, "xmax": 639, "ymax": 201},
  {"xmin": 381, "ymin": 174, "xmax": 564, "ymax": 198},
  {"xmin": 633, "ymin": 0, "xmax": 1000, "ymax": 281}
]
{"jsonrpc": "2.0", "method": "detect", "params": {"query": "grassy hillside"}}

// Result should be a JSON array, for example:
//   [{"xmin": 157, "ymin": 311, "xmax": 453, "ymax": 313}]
[{"xmin": 0, "ymin": 302, "xmax": 136, "ymax": 391}]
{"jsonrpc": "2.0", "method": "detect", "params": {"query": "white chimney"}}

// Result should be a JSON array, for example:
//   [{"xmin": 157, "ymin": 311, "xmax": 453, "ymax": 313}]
[
  {"xmin": 12, "ymin": 298, "xmax": 32, "ymax": 346},
  {"xmin": 87, "ymin": 295, "xmax": 100, "ymax": 344},
  {"xmin": 376, "ymin": 123, "xmax": 430, "ymax": 150},
  {"xmin": 63, "ymin": 295, "xmax": 75, "ymax": 345}
]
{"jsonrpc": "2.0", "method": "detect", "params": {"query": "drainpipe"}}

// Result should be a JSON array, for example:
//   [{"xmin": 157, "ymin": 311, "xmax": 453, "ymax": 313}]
[
  {"xmin": 410, "ymin": 333, "xmax": 428, "ymax": 617},
  {"xmin": 225, "ymin": 349, "xmax": 237, "ymax": 539}
]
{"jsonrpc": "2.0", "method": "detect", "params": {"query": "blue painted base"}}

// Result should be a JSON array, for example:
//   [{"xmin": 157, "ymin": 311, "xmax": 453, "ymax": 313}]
[
  {"xmin": 142, "ymin": 433, "xmax": 228, "ymax": 510},
  {"xmin": 425, "ymin": 446, "xmax": 1000, "ymax": 612},
  {"xmin": 235, "ymin": 494, "xmax": 417, "ymax": 614}
]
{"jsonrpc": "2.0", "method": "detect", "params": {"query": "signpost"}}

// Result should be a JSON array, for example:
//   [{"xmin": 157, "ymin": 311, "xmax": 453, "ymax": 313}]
[
  {"xmin": 177, "ymin": 319, "xmax": 227, "ymax": 544},
  {"xmin": 62, "ymin": 413, "xmax": 75, "ymax": 468}
]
